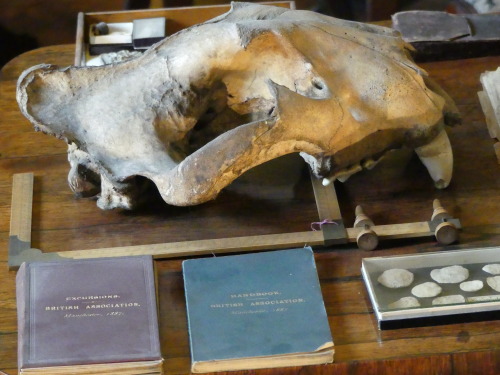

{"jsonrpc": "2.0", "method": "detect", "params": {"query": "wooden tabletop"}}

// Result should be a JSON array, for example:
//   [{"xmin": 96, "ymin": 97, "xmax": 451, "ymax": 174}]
[{"xmin": 1, "ymin": 45, "xmax": 500, "ymax": 374}]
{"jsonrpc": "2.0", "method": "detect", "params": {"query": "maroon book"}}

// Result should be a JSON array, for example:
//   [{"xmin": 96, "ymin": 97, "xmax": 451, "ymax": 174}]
[{"xmin": 16, "ymin": 256, "xmax": 163, "ymax": 374}]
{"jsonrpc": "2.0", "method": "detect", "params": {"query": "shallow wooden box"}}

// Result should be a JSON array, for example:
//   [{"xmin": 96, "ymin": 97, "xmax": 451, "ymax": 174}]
[{"xmin": 74, "ymin": 1, "xmax": 295, "ymax": 66}]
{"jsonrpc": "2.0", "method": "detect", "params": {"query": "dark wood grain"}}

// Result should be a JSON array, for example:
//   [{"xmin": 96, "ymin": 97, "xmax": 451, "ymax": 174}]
[{"xmin": 0, "ymin": 46, "xmax": 499, "ymax": 375}]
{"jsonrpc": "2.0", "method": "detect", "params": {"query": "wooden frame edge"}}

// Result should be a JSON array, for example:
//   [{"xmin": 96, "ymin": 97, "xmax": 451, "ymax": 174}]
[
  {"xmin": 7, "ymin": 173, "xmax": 330, "ymax": 269},
  {"xmin": 8, "ymin": 171, "xmax": 461, "ymax": 269}
]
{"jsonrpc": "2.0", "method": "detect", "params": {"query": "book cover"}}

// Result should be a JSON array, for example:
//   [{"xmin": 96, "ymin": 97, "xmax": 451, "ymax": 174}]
[
  {"xmin": 16, "ymin": 256, "xmax": 162, "ymax": 373},
  {"xmin": 182, "ymin": 247, "xmax": 334, "ymax": 372}
]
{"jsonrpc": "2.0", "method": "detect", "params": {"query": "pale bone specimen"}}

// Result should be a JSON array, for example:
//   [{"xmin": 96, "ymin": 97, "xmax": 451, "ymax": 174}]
[
  {"xmin": 388, "ymin": 296, "xmax": 420, "ymax": 309},
  {"xmin": 378, "ymin": 269, "xmax": 414, "ymax": 288},
  {"xmin": 483, "ymin": 264, "xmax": 500, "ymax": 275},
  {"xmin": 432, "ymin": 295, "xmax": 465, "ymax": 305},
  {"xmin": 487, "ymin": 276, "xmax": 500, "ymax": 292},
  {"xmin": 430, "ymin": 265, "xmax": 469, "ymax": 284},
  {"xmin": 459, "ymin": 280, "xmax": 483, "ymax": 292},
  {"xmin": 411, "ymin": 282, "xmax": 442, "ymax": 298},
  {"xmin": 17, "ymin": 3, "xmax": 460, "ymax": 210}
]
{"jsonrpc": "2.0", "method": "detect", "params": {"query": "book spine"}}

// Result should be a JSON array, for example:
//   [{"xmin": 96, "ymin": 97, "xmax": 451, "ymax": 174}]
[
  {"xmin": 16, "ymin": 262, "xmax": 30, "ymax": 371},
  {"xmin": 181, "ymin": 261, "xmax": 197, "ymax": 370},
  {"xmin": 143, "ymin": 257, "xmax": 162, "ymax": 357}
]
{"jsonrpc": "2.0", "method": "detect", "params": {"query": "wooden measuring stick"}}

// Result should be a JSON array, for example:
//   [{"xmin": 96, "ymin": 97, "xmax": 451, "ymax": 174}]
[{"xmin": 9, "ymin": 173, "xmax": 33, "ymax": 245}]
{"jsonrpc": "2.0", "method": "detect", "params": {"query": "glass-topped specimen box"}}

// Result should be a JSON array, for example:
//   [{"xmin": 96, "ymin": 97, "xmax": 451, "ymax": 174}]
[{"xmin": 362, "ymin": 246, "xmax": 500, "ymax": 329}]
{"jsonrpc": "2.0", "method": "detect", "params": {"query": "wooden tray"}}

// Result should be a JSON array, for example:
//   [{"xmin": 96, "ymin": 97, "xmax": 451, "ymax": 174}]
[{"xmin": 74, "ymin": 1, "xmax": 296, "ymax": 66}]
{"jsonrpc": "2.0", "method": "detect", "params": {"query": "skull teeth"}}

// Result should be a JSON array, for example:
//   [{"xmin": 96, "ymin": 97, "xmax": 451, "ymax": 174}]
[
  {"xmin": 321, "ymin": 150, "xmax": 390, "ymax": 186},
  {"xmin": 322, "ymin": 163, "xmax": 362, "ymax": 185},
  {"xmin": 415, "ymin": 128, "xmax": 453, "ymax": 189},
  {"xmin": 322, "ymin": 128, "xmax": 453, "ymax": 190}
]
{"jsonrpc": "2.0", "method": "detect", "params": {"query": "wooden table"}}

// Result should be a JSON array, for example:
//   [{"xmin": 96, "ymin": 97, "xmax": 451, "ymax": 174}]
[{"xmin": 1, "ymin": 45, "xmax": 500, "ymax": 374}]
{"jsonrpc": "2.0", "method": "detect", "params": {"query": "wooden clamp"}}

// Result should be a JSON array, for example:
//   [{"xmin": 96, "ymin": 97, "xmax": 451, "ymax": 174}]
[
  {"xmin": 308, "ymin": 171, "xmax": 461, "ymax": 251},
  {"xmin": 349, "ymin": 199, "xmax": 460, "ymax": 251},
  {"xmin": 353, "ymin": 206, "xmax": 378, "ymax": 251},
  {"xmin": 8, "ymin": 173, "xmax": 462, "ymax": 268},
  {"xmin": 8, "ymin": 173, "xmax": 64, "ymax": 269},
  {"xmin": 310, "ymin": 174, "xmax": 348, "ymax": 246},
  {"xmin": 9, "ymin": 173, "xmax": 35, "ymax": 269},
  {"xmin": 429, "ymin": 199, "xmax": 459, "ymax": 245},
  {"xmin": 8, "ymin": 172, "xmax": 330, "ymax": 270}
]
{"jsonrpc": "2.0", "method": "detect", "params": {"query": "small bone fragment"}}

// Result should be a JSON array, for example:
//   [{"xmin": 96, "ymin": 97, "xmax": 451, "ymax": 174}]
[
  {"xmin": 460, "ymin": 280, "xmax": 483, "ymax": 292},
  {"xmin": 467, "ymin": 295, "xmax": 500, "ymax": 302},
  {"xmin": 388, "ymin": 296, "xmax": 420, "ymax": 309},
  {"xmin": 377, "ymin": 269, "xmax": 414, "ymax": 288},
  {"xmin": 412, "ymin": 282, "xmax": 442, "ymax": 298},
  {"xmin": 430, "ymin": 265, "xmax": 469, "ymax": 284},
  {"xmin": 432, "ymin": 295, "xmax": 465, "ymax": 305},
  {"xmin": 483, "ymin": 264, "xmax": 500, "ymax": 275},
  {"xmin": 486, "ymin": 276, "xmax": 500, "ymax": 292},
  {"xmin": 92, "ymin": 22, "xmax": 109, "ymax": 36},
  {"xmin": 87, "ymin": 50, "xmax": 143, "ymax": 66}
]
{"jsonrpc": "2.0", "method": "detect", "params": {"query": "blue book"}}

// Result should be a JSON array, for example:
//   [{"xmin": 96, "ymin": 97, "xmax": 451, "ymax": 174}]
[{"xmin": 182, "ymin": 247, "xmax": 334, "ymax": 373}]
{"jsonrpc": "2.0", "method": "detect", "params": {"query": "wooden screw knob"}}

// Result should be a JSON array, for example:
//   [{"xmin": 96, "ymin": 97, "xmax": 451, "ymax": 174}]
[
  {"xmin": 357, "ymin": 225, "xmax": 379, "ymax": 251},
  {"xmin": 354, "ymin": 205, "xmax": 374, "ymax": 228},
  {"xmin": 431, "ymin": 199, "xmax": 450, "ymax": 221},
  {"xmin": 435, "ymin": 221, "xmax": 458, "ymax": 245}
]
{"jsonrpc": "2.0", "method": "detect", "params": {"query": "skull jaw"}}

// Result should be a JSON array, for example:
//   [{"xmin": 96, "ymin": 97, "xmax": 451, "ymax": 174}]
[{"xmin": 148, "ymin": 121, "xmax": 454, "ymax": 208}]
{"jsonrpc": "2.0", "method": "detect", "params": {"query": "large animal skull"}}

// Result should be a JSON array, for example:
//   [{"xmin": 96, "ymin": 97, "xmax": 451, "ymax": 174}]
[{"xmin": 17, "ymin": 2, "xmax": 459, "ymax": 210}]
